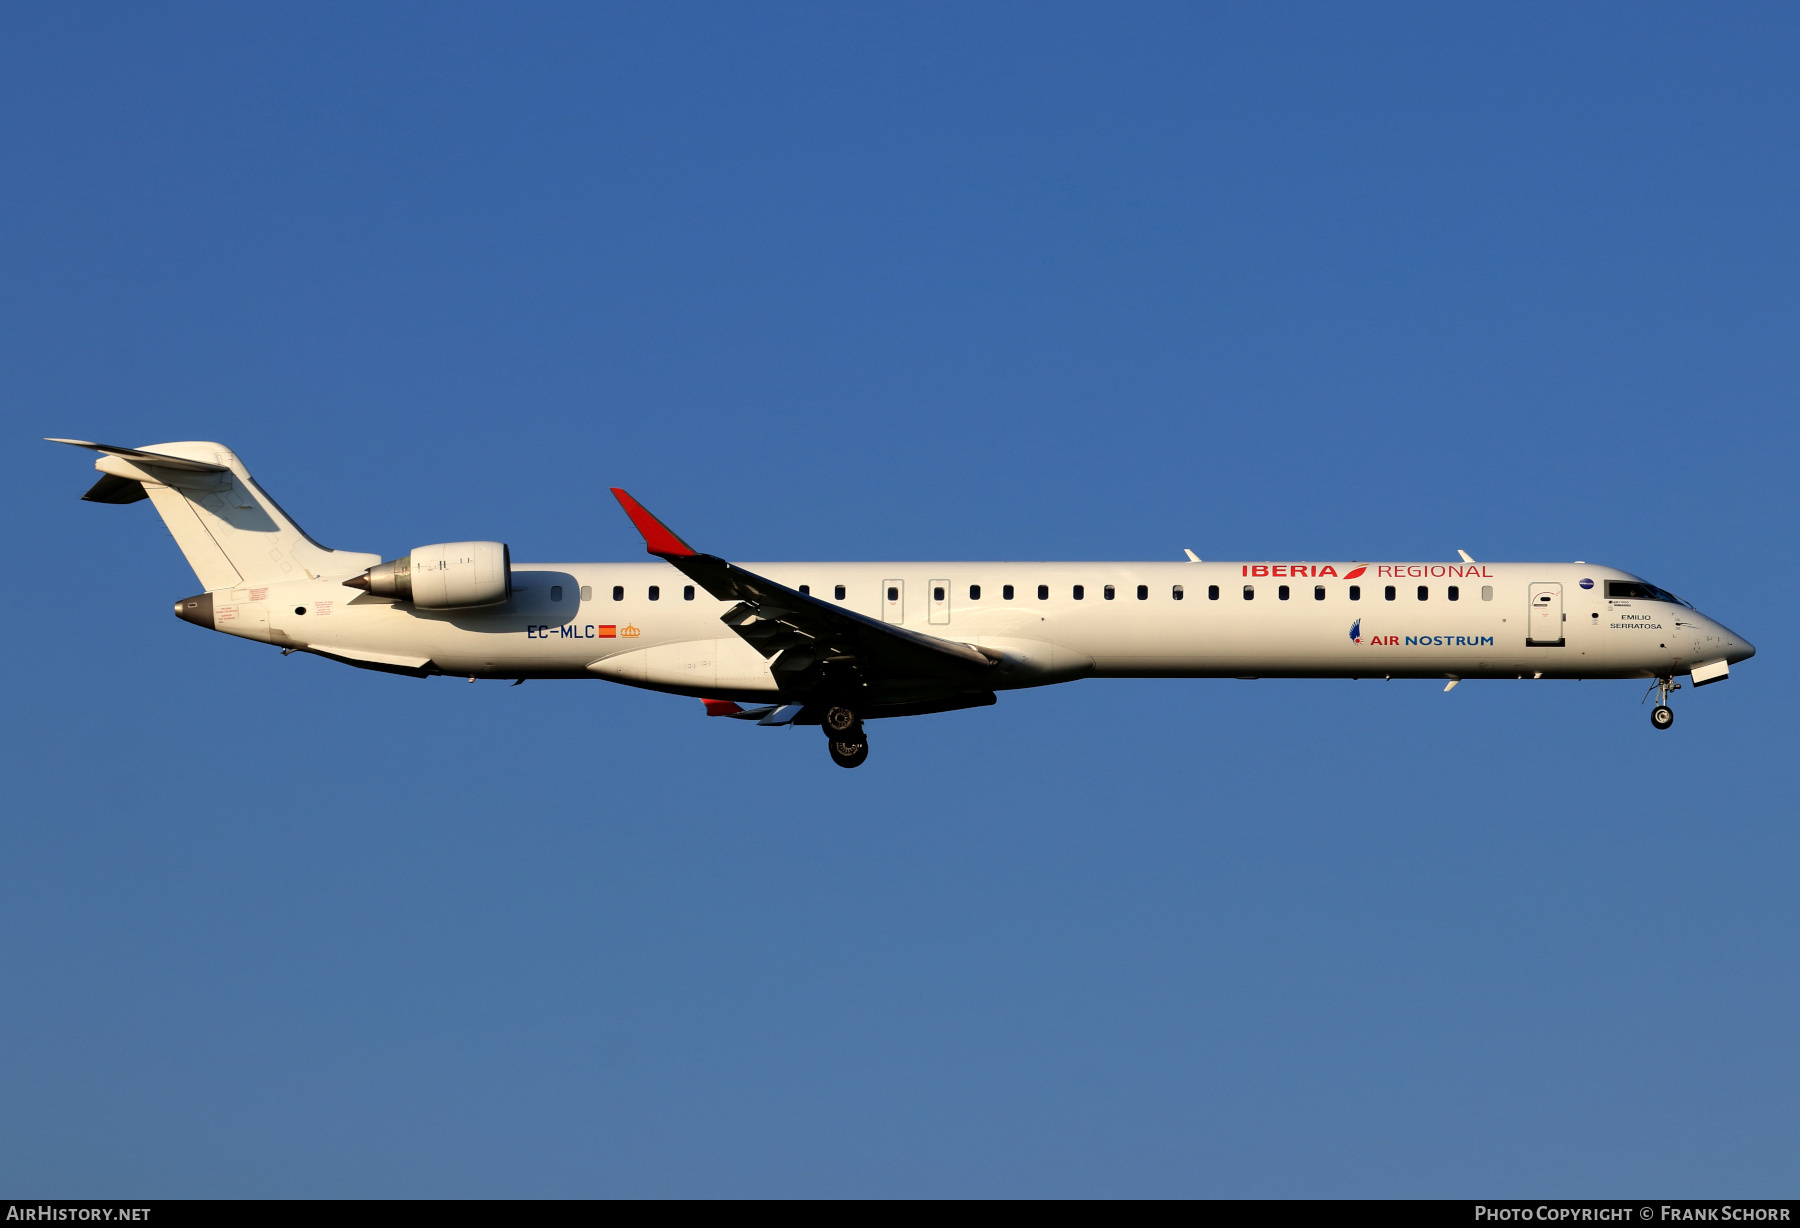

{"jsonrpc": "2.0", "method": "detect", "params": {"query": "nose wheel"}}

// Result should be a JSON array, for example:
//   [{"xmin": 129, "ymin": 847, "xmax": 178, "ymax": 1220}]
[
  {"xmin": 1644, "ymin": 676, "xmax": 1680, "ymax": 730},
  {"xmin": 822, "ymin": 705, "xmax": 868, "ymax": 768}
]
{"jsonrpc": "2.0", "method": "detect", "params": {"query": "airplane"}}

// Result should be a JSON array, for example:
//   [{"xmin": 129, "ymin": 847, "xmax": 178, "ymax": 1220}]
[{"xmin": 51, "ymin": 438, "xmax": 1756, "ymax": 768}]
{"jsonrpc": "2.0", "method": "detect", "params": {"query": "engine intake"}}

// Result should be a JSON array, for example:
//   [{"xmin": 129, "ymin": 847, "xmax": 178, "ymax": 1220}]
[{"xmin": 345, "ymin": 541, "xmax": 511, "ymax": 609}]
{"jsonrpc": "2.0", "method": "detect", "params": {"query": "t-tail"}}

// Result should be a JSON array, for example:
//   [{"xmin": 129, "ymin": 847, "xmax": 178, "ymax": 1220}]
[{"xmin": 47, "ymin": 439, "xmax": 379, "ymax": 588}]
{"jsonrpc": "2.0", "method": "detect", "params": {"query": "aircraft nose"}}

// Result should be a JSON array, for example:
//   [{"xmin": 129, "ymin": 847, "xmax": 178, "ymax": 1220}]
[{"xmin": 1711, "ymin": 618, "xmax": 1755, "ymax": 663}]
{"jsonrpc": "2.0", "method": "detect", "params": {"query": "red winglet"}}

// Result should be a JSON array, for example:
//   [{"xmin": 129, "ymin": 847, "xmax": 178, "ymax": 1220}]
[
  {"xmin": 610, "ymin": 488, "xmax": 698, "ymax": 557},
  {"xmin": 701, "ymin": 698, "xmax": 743, "ymax": 717}
]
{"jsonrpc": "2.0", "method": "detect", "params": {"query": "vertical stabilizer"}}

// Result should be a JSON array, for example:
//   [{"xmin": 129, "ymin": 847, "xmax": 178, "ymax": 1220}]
[{"xmin": 49, "ymin": 439, "xmax": 380, "ymax": 588}]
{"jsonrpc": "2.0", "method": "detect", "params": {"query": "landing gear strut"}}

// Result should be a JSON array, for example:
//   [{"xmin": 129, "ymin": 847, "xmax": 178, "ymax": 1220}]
[
  {"xmin": 1646, "ymin": 675, "xmax": 1680, "ymax": 730},
  {"xmin": 823, "ymin": 706, "xmax": 868, "ymax": 768}
]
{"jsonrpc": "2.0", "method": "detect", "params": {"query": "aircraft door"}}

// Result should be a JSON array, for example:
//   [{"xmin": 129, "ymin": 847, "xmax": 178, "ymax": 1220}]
[
  {"xmin": 929, "ymin": 579, "xmax": 950, "ymax": 625},
  {"xmin": 882, "ymin": 579, "xmax": 904, "ymax": 625},
  {"xmin": 1528, "ymin": 582, "xmax": 1564, "ymax": 647}
]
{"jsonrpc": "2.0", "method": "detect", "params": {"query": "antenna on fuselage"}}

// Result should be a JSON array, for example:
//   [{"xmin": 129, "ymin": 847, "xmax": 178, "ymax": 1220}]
[
  {"xmin": 1183, "ymin": 549, "xmax": 1202, "ymax": 563},
  {"xmin": 1457, "ymin": 549, "xmax": 1476, "ymax": 563}
]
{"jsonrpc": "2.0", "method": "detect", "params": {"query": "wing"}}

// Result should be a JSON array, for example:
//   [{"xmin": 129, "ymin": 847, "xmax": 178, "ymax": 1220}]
[{"xmin": 610, "ymin": 488, "xmax": 995, "ymax": 693}]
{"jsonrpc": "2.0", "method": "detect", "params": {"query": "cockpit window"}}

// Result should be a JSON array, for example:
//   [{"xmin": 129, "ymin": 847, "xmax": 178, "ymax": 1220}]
[{"xmin": 1606, "ymin": 580, "xmax": 1690, "ymax": 607}]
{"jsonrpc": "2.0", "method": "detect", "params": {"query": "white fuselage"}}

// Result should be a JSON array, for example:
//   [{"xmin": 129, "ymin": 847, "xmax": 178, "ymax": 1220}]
[{"xmin": 211, "ymin": 559, "xmax": 1753, "ymax": 698}]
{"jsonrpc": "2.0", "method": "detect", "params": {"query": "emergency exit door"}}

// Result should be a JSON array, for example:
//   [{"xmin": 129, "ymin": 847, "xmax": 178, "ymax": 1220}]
[
  {"xmin": 882, "ymin": 579, "xmax": 904, "ymax": 624},
  {"xmin": 1527, "ymin": 582, "xmax": 1564, "ymax": 647}
]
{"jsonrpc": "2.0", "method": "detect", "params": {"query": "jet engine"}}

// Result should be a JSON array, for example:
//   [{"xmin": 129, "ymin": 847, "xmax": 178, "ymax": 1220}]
[{"xmin": 344, "ymin": 541, "xmax": 512, "ymax": 608}]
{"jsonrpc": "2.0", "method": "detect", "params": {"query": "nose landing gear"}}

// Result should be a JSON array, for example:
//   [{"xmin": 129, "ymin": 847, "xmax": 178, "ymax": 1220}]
[
  {"xmin": 823, "ymin": 705, "xmax": 868, "ymax": 768},
  {"xmin": 1645, "ymin": 676, "xmax": 1680, "ymax": 730}
]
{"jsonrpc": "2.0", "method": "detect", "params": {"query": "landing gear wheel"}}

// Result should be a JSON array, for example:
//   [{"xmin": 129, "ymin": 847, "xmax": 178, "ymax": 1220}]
[
  {"xmin": 1644, "ymin": 675, "xmax": 1680, "ymax": 730},
  {"xmin": 828, "ymin": 738, "xmax": 869, "ymax": 769},
  {"xmin": 824, "ymin": 706, "xmax": 860, "ymax": 735}
]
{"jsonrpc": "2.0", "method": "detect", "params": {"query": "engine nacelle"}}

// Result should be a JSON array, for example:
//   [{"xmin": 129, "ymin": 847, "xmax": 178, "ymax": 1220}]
[{"xmin": 344, "ymin": 541, "xmax": 511, "ymax": 609}]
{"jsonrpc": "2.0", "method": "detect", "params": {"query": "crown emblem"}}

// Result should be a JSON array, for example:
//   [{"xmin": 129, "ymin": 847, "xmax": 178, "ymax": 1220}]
[{"xmin": 620, "ymin": 624, "xmax": 641, "ymax": 638}]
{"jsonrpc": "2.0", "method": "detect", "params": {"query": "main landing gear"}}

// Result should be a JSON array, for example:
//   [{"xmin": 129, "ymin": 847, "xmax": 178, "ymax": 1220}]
[
  {"xmin": 824, "ymin": 705, "xmax": 868, "ymax": 769},
  {"xmin": 1646, "ymin": 675, "xmax": 1680, "ymax": 731}
]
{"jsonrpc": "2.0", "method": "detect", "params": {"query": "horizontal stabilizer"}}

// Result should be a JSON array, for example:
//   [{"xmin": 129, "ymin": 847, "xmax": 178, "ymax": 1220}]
[
  {"xmin": 82, "ymin": 474, "xmax": 149, "ymax": 504},
  {"xmin": 46, "ymin": 438, "xmax": 230, "ymax": 473}
]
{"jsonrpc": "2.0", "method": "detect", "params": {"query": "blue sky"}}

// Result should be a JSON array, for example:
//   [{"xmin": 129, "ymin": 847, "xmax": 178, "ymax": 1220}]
[{"xmin": 2, "ymin": 3, "xmax": 1796, "ymax": 1196}]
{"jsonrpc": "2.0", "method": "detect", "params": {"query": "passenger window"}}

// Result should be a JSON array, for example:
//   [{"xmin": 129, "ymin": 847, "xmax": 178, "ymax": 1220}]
[
  {"xmin": 1447, "ymin": 586, "xmax": 1459, "ymax": 601},
  {"xmin": 1173, "ymin": 584, "xmax": 1184, "ymax": 600},
  {"xmin": 1278, "ymin": 585, "xmax": 1290, "ymax": 601},
  {"xmin": 834, "ymin": 585, "xmax": 845, "ymax": 600},
  {"xmin": 1349, "ymin": 585, "xmax": 1361, "ymax": 601},
  {"xmin": 612, "ymin": 585, "xmax": 624, "ymax": 601},
  {"xmin": 649, "ymin": 586, "xmax": 660, "ymax": 601},
  {"xmin": 1037, "ymin": 585, "xmax": 1048, "ymax": 600},
  {"xmin": 1243, "ymin": 585, "xmax": 1255, "ymax": 600},
  {"xmin": 799, "ymin": 585, "xmax": 810, "ymax": 595},
  {"xmin": 1481, "ymin": 585, "xmax": 1493, "ymax": 601},
  {"xmin": 1384, "ymin": 586, "xmax": 1396, "ymax": 601},
  {"xmin": 1207, "ymin": 585, "xmax": 1219, "ymax": 600},
  {"xmin": 1073, "ymin": 585, "xmax": 1085, "ymax": 600},
  {"xmin": 1137, "ymin": 584, "xmax": 1148, "ymax": 600},
  {"xmin": 933, "ymin": 586, "xmax": 945, "ymax": 601},
  {"xmin": 1103, "ymin": 585, "xmax": 1115, "ymax": 600},
  {"xmin": 1003, "ymin": 585, "xmax": 1014, "ymax": 600},
  {"xmin": 1314, "ymin": 585, "xmax": 1325, "ymax": 601},
  {"xmin": 684, "ymin": 585, "xmax": 695, "ymax": 601},
  {"xmin": 887, "ymin": 586, "xmax": 898, "ymax": 601},
  {"xmin": 970, "ymin": 585, "xmax": 981, "ymax": 600},
  {"xmin": 1417, "ymin": 586, "xmax": 1428, "ymax": 601},
  {"xmin": 551, "ymin": 586, "xmax": 563, "ymax": 601},
  {"xmin": 579, "ymin": 586, "xmax": 592, "ymax": 601}
]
